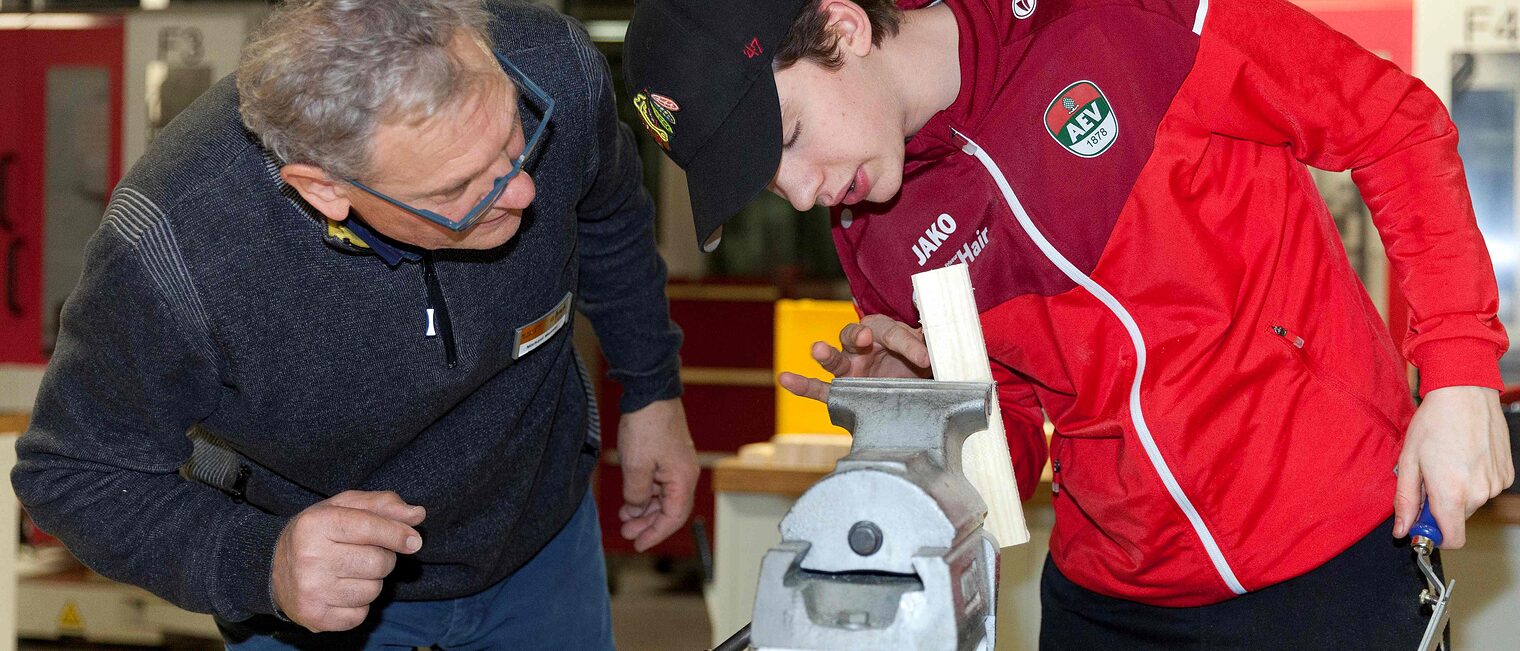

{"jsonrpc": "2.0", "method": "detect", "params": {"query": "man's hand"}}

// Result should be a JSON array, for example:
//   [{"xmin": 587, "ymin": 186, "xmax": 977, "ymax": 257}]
[
  {"xmin": 617, "ymin": 397, "xmax": 699, "ymax": 552},
  {"xmin": 1394, "ymin": 386, "xmax": 1515, "ymax": 548},
  {"xmin": 271, "ymin": 490, "xmax": 425, "ymax": 632},
  {"xmin": 778, "ymin": 314, "xmax": 933, "ymax": 402}
]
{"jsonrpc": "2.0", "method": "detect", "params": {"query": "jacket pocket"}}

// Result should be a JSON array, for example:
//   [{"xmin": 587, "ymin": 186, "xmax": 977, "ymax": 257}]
[
  {"xmin": 1047, "ymin": 431, "xmax": 1153, "ymax": 560},
  {"xmin": 1267, "ymin": 324, "xmax": 1403, "ymax": 439},
  {"xmin": 1048, "ymin": 427, "xmax": 1123, "ymax": 498}
]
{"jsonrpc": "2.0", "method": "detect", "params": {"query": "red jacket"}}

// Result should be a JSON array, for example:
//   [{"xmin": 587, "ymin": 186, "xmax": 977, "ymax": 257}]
[{"xmin": 833, "ymin": 0, "xmax": 1507, "ymax": 606}]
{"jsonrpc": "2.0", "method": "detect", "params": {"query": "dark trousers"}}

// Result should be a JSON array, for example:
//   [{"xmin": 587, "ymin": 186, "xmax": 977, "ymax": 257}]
[{"xmin": 1040, "ymin": 517, "xmax": 1446, "ymax": 650}]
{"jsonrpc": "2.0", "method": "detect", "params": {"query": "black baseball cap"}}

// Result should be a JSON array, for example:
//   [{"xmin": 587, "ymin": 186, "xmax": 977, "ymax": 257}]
[{"xmin": 624, "ymin": 0, "xmax": 810, "ymax": 251}]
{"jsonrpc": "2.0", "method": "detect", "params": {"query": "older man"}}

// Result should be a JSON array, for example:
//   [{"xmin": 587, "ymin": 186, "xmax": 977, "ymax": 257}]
[{"xmin": 10, "ymin": 0, "xmax": 694, "ymax": 648}]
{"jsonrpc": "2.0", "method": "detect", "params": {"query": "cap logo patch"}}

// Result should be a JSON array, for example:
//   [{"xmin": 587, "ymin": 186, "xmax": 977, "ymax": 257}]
[
  {"xmin": 1044, "ymin": 80, "xmax": 1118, "ymax": 158},
  {"xmin": 651, "ymin": 93, "xmax": 680, "ymax": 112},
  {"xmin": 1012, "ymin": 0, "xmax": 1037, "ymax": 20},
  {"xmin": 634, "ymin": 90, "xmax": 679, "ymax": 151},
  {"xmin": 744, "ymin": 37, "xmax": 763, "ymax": 59}
]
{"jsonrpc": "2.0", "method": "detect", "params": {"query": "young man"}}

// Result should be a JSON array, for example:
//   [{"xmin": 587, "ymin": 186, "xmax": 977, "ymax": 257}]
[
  {"xmin": 626, "ymin": 0, "xmax": 1513, "ymax": 646},
  {"xmin": 12, "ymin": 1, "xmax": 696, "ymax": 648}
]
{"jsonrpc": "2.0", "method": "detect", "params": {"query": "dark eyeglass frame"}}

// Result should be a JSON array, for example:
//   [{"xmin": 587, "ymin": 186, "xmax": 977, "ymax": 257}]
[{"xmin": 348, "ymin": 52, "xmax": 554, "ymax": 232}]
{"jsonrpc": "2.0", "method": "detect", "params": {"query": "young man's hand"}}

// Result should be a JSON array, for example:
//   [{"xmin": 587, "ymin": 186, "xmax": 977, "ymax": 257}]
[
  {"xmin": 1394, "ymin": 386, "xmax": 1515, "ymax": 548},
  {"xmin": 778, "ymin": 314, "xmax": 933, "ymax": 403},
  {"xmin": 271, "ymin": 490, "xmax": 425, "ymax": 632},
  {"xmin": 616, "ymin": 397, "xmax": 699, "ymax": 552}
]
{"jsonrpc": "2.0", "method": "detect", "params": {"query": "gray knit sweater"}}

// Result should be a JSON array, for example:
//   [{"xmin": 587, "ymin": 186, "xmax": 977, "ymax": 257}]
[{"xmin": 10, "ymin": 1, "xmax": 682, "ymax": 622}]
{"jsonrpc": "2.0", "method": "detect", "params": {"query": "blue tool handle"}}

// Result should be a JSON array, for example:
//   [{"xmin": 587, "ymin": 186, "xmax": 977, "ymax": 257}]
[{"xmin": 1411, "ymin": 500, "xmax": 1443, "ymax": 546}]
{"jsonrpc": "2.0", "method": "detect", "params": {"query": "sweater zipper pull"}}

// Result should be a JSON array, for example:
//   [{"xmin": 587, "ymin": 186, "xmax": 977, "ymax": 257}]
[{"xmin": 421, "ymin": 253, "xmax": 458, "ymax": 368}]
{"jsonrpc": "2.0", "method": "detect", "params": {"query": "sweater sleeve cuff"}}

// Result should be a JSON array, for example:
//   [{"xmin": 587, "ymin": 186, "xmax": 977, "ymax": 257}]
[
  {"xmin": 1410, "ymin": 337, "xmax": 1506, "ymax": 397},
  {"xmin": 616, "ymin": 367, "xmax": 684, "ymax": 414},
  {"xmin": 210, "ymin": 509, "xmax": 290, "ymax": 622}
]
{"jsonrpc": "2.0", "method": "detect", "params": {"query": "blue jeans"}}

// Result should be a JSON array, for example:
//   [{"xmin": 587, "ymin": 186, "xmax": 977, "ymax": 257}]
[{"xmin": 218, "ymin": 493, "xmax": 613, "ymax": 650}]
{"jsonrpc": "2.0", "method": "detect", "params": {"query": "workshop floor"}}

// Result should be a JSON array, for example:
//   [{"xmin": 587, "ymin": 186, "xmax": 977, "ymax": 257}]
[
  {"xmin": 17, "ymin": 555, "xmax": 712, "ymax": 651},
  {"xmin": 608, "ymin": 554, "xmax": 712, "ymax": 651}
]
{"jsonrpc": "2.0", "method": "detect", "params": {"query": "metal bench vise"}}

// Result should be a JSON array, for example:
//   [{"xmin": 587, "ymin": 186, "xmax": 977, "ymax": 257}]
[{"xmin": 751, "ymin": 378, "xmax": 999, "ymax": 651}]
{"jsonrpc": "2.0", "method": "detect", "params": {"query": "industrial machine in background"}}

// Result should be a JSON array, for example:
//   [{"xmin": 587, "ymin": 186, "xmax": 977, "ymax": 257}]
[{"xmin": 0, "ymin": 5, "xmax": 263, "ymax": 371}]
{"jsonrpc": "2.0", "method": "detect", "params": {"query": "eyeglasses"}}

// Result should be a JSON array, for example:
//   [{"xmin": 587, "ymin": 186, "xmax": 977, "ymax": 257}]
[{"xmin": 348, "ymin": 51, "xmax": 555, "ymax": 232}]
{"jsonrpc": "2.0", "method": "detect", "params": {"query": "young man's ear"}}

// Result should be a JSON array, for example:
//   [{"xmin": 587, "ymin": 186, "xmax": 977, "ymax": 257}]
[
  {"xmin": 281, "ymin": 163, "xmax": 353, "ymax": 222},
  {"xmin": 820, "ymin": 0, "xmax": 875, "ymax": 58}
]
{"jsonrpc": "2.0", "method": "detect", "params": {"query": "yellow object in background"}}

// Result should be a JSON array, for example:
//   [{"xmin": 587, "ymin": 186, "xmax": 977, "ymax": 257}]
[{"xmin": 773, "ymin": 299, "xmax": 859, "ymax": 436}]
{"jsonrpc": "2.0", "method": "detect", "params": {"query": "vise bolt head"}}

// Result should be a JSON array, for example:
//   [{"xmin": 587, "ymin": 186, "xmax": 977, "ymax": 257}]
[{"xmin": 848, "ymin": 521, "xmax": 884, "ymax": 556}]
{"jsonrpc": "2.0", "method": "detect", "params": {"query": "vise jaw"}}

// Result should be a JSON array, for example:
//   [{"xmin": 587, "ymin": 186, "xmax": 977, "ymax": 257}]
[{"xmin": 751, "ymin": 378, "xmax": 1000, "ymax": 651}]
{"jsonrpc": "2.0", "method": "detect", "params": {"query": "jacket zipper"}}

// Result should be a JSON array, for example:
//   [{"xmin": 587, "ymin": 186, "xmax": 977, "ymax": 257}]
[
  {"xmin": 1269, "ymin": 325, "xmax": 1401, "ymax": 437},
  {"xmin": 421, "ymin": 252, "xmax": 458, "ymax": 369},
  {"xmin": 954, "ymin": 129, "xmax": 1247, "ymax": 596}
]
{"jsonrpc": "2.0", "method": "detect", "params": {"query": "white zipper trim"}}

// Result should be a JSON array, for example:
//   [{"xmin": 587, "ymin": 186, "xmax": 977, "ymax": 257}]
[
  {"xmin": 954, "ymin": 130, "xmax": 1247, "ymax": 596},
  {"xmin": 1193, "ymin": 0, "xmax": 1209, "ymax": 35}
]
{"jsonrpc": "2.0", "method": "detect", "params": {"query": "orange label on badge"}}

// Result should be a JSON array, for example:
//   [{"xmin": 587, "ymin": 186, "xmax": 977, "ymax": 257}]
[{"xmin": 515, "ymin": 292, "xmax": 573, "ymax": 359}]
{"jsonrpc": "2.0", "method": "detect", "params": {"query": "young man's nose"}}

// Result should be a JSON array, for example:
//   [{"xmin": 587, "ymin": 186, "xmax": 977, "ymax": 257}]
[{"xmin": 770, "ymin": 166, "xmax": 820, "ymax": 212}]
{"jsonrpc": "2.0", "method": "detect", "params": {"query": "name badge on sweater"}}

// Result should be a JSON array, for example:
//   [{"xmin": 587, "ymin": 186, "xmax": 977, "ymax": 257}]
[{"xmin": 515, "ymin": 292, "xmax": 573, "ymax": 359}]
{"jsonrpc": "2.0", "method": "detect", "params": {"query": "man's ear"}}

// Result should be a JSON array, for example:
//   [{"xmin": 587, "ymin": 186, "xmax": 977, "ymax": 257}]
[
  {"xmin": 281, "ymin": 163, "xmax": 353, "ymax": 222},
  {"xmin": 820, "ymin": 0, "xmax": 875, "ymax": 59}
]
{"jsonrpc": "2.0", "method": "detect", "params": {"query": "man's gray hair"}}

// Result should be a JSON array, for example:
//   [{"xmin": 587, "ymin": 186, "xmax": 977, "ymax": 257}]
[{"xmin": 237, "ymin": 0, "xmax": 494, "ymax": 181}]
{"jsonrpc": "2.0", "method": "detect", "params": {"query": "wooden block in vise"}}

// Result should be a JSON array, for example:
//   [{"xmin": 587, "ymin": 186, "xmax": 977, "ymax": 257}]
[{"xmin": 912, "ymin": 264, "xmax": 1031, "ymax": 547}]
